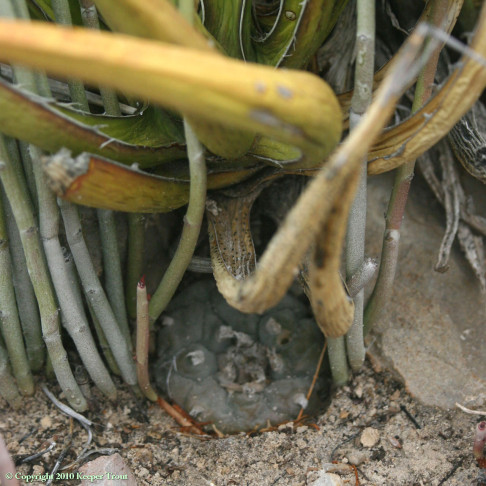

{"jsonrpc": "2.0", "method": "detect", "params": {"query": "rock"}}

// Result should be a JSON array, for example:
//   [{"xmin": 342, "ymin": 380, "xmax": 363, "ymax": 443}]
[
  {"xmin": 78, "ymin": 453, "xmax": 137, "ymax": 486},
  {"xmin": 40, "ymin": 416, "xmax": 52, "ymax": 429},
  {"xmin": 308, "ymin": 471, "xmax": 344, "ymax": 486},
  {"xmin": 346, "ymin": 450, "xmax": 369, "ymax": 465},
  {"xmin": 366, "ymin": 174, "xmax": 486, "ymax": 409},
  {"xmin": 360, "ymin": 427, "xmax": 380, "ymax": 448}
]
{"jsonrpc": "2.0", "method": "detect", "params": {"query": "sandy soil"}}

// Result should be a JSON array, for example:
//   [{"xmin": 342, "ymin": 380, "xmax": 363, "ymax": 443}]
[{"xmin": 1, "ymin": 360, "xmax": 484, "ymax": 486}]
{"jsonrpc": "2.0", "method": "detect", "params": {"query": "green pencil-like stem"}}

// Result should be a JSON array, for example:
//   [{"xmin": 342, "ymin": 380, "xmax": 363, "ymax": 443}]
[
  {"xmin": 178, "ymin": 0, "xmax": 195, "ymax": 24},
  {"xmin": 148, "ymin": 120, "xmax": 207, "ymax": 323},
  {"xmin": 5, "ymin": 138, "xmax": 36, "ymax": 209},
  {"xmin": 327, "ymin": 337, "xmax": 349, "ymax": 385},
  {"xmin": 364, "ymin": 0, "xmax": 446, "ymax": 331},
  {"xmin": 0, "ymin": 133, "xmax": 87, "ymax": 411},
  {"xmin": 2, "ymin": 141, "xmax": 44, "ymax": 371},
  {"xmin": 0, "ymin": 339, "xmax": 21, "ymax": 409},
  {"xmin": 63, "ymin": 249, "xmax": 121, "ymax": 376},
  {"xmin": 76, "ymin": 0, "xmax": 130, "ymax": 346},
  {"xmin": 97, "ymin": 209, "xmax": 132, "ymax": 349},
  {"xmin": 59, "ymin": 197, "xmax": 137, "ymax": 386},
  {"xmin": 17, "ymin": 142, "xmax": 38, "ymax": 211},
  {"xmin": 146, "ymin": 0, "xmax": 206, "ymax": 324},
  {"xmin": 52, "ymin": 0, "xmax": 90, "ymax": 112},
  {"xmin": 9, "ymin": 0, "xmax": 118, "ymax": 400},
  {"xmin": 32, "ymin": 145, "xmax": 117, "ymax": 399},
  {"xmin": 126, "ymin": 213, "xmax": 146, "ymax": 320},
  {"xmin": 4, "ymin": 202, "xmax": 44, "ymax": 372},
  {"xmin": 344, "ymin": 0, "xmax": 375, "ymax": 372},
  {"xmin": 78, "ymin": 0, "xmax": 122, "ymax": 116},
  {"xmin": 136, "ymin": 279, "xmax": 158, "ymax": 401},
  {"xmin": 147, "ymin": 0, "xmax": 201, "ymax": 320},
  {"xmin": 87, "ymin": 300, "xmax": 122, "ymax": 376},
  {"xmin": 34, "ymin": 0, "xmax": 124, "ymax": 392},
  {"xmin": 0, "ymin": 190, "xmax": 34, "ymax": 395}
]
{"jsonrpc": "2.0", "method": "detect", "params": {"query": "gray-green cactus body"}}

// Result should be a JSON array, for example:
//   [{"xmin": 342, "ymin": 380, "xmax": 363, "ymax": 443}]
[{"xmin": 154, "ymin": 280, "xmax": 327, "ymax": 433}]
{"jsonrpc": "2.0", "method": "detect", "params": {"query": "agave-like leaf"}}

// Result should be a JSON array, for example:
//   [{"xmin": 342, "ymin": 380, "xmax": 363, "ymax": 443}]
[
  {"xmin": 252, "ymin": 0, "xmax": 348, "ymax": 68},
  {"xmin": 0, "ymin": 20, "xmax": 342, "ymax": 167},
  {"xmin": 247, "ymin": 137, "xmax": 303, "ymax": 166},
  {"xmin": 43, "ymin": 150, "xmax": 260, "ymax": 212},
  {"xmin": 89, "ymin": 0, "xmax": 257, "ymax": 159},
  {"xmin": 203, "ymin": 0, "xmax": 347, "ymax": 68},
  {"xmin": 0, "ymin": 76, "xmax": 305, "ymax": 177},
  {"xmin": 0, "ymin": 79, "xmax": 187, "ymax": 167},
  {"xmin": 93, "ymin": 0, "xmax": 217, "ymax": 52},
  {"xmin": 27, "ymin": 0, "xmax": 54, "ymax": 20},
  {"xmin": 202, "ymin": 0, "xmax": 253, "ymax": 59}
]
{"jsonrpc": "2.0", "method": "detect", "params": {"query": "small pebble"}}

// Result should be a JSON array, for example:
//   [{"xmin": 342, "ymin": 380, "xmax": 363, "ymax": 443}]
[
  {"xmin": 308, "ymin": 471, "xmax": 344, "ymax": 485},
  {"xmin": 367, "ymin": 407, "xmax": 377, "ymax": 417},
  {"xmin": 78, "ymin": 453, "xmax": 137, "ymax": 486},
  {"xmin": 346, "ymin": 450, "xmax": 368, "ymax": 466},
  {"xmin": 389, "ymin": 401, "xmax": 400, "ymax": 413},
  {"xmin": 360, "ymin": 427, "xmax": 380, "ymax": 448},
  {"xmin": 40, "ymin": 416, "xmax": 52, "ymax": 429},
  {"xmin": 388, "ymin": 436, "xmax": 402, "ymax": 449}
]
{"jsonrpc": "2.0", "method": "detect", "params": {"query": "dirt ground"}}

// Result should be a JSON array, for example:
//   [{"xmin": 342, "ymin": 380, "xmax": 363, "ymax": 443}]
[{"xmin": 1, "ymin": 359, "xmax": 484, "ymax": 486}]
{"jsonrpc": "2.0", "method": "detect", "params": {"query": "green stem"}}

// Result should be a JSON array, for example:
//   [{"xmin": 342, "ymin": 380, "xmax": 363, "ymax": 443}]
[
  {"xmin": 0, "ymin": 133, "xmax": 87, "ymax": 411},
  {"xmin": 344, "ymin": 0, "xmax": 375, "ymax": 372},
  {"xmin": 59, "ymin": 198, "xmax": 137, "ymax": 386},
  {"xmin": 5, "ymin": 137, "xmax": 36, "ymax": 208},
  {"xmin": 0, "ymin": 338, "xmax": 21, "ymax": 408},
  {"xmin": 126, "ymin": 213, "xmax": 146, "ymax": 320},
  {"xmin": 3, "ymin": 196, "xmax": 44, "ymax": 372},
  {"xmin": 146, "ymin": 0, "xmax": 206, "ymax": 324},
  {"xmin": 327, "ymin": 337, "xmax": 349, "ymax": 385},
  {"xmin": 364, "ymin": 0, "xmax": 447, "ymax": 331},
  {"xmin": 78, "ymin": 0, "xmax": 121, "ymax": 115},
  {"xmin": 76, "ymin": 0, "xmax": 129, "ymax": 346},
  {"xmin": 10, "ymin": 0, "xmax": 117, "ymax": 400},
  {"xmin": 63, "ymin": 250, "xmax": 121, "ymax": 376},
  {"xmin": 98, "ymin": 210, "xmax": 132, "ymax": 349},
  {"xmin": 51, "ymin": 0, "xmax": 90, "ymax": 111},
  {"xmin": 31, "ymin": 144, "xmax": 117, "ymax": 399},
  {"xmin": 87, "ymin": 301, "xmax": 122, "ymax": 376},
  {"xmin": 148, "ymin": 120, "xmax": 207, "ymax": 323},
  {"xmin": 2, "ymin": 141, "xmax": 44, "ymax": 371},
  {"xmin": 178, "ymin": 0, "xmax": 195, "ymax": 25},
  {"xmin": 0, "ymin": 189, "xmax": 34, "ymax": 395}
]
